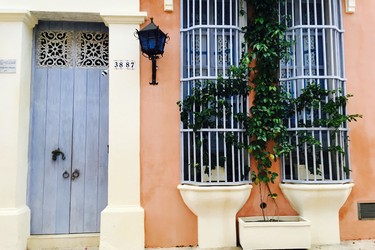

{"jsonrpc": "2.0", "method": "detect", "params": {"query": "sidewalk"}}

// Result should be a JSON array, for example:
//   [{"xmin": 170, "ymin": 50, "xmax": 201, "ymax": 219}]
[
  {"xmin": 310, "ymin": 240, "xmax": 375, "ymax": 249},
  {"xmin": 146, "ymin": 240, "xmax": 375, "ymax": 250},
  {"xmin": 28, "ymin": 240, "xmax": 375, "ymax": 250}
]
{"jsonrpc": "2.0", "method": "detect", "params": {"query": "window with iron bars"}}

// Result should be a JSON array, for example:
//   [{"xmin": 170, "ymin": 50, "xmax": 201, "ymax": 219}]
[
  {"xmin": 280, "ymin": 0, "xmax": 351, "ymax": 183},
  {"xmin": 180, "ymin": 0, "xmax": 250, "ymax": 185}
]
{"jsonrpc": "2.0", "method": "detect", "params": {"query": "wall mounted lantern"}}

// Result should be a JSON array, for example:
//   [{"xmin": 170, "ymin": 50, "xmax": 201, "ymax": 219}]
[{"xmin": 136, "ymin": 18, "xmax": 169, "ymax": 85}]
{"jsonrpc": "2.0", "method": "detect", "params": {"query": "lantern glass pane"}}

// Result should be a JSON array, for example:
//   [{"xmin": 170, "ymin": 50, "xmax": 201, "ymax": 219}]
[
  {"xmin": 140, "ymin": 37, "xmax": 149, "ymax": 52},
  {"xmin": 156, "ymin": 35, "xmax": 166, "ymax": 53},
  {"xmin": 148, "ymin": 37, "xmax": 156, "ymax": 51}
]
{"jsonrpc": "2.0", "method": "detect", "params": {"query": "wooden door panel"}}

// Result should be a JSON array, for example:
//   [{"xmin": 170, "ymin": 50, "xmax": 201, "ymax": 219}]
[
  {"xmin": 41, "ymin": 70, "xmax": 62, "ymax": 233},
  {"xmin": 28, "ymin": 68, "xmax": 48, "ymax": 234},
  {"xmin": 70, "ymin": 69, "xmax": 108, "ymax": 233},
  {"xmin": 69, "ymin": 68, "xmax": 87, "ymax": 233},
  {"xmin": 29, "ymin": 68, "xmax": 74, "ymax": 234},
  {"xmin": 54, "ymin": 68, "xmax": 74, "ymax": 233},
  {"xmin": 28, "ymin": 21, "xmax": 108, "ymax": 235},
  {"xmin": 97, "ymin": 71, "xmax": 109, "ymax": 226},
  {"xmin": 83, "ymin": 69, "xmax": 101, "ymax": 232}
]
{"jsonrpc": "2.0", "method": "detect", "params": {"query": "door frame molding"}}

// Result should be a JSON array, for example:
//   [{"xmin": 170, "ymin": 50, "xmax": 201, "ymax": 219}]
[{"xmin": 0, "ymin": 9, "xmax": 147, "ymax": 250}]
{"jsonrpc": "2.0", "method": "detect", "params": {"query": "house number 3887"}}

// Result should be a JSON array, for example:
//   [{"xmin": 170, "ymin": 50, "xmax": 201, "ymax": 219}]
[{"xmin": 114, "ymin": 60, "xmax": 135, "ymax": 70}]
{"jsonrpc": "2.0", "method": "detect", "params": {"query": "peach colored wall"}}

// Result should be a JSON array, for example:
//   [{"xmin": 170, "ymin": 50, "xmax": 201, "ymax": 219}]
[
  {"xmin": 237, "ymin": 162, "xmax": 297, "ymax": 218},
  {"xmin": 140, "ymin": 0, "xmax": 375, "ymax": 247},
  {"xmin": 140, "ymin": 0, "xmax": 198, "ymax": 248},
  {"xmin": 340, "ymin": 0, "xmax": 375, "ymax": 240}
]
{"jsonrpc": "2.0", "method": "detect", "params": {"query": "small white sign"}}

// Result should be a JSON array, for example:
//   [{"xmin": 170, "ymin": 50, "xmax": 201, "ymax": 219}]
[
  {"xmin": 0, "ymin": 59, "xmax": 16, "ymax": 73},
  {"xmin": 114, "ymin": 60, "xmax": 135, "ymax": 70}
]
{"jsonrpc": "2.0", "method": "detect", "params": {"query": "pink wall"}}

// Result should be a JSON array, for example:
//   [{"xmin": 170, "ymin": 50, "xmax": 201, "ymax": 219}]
[
  {"xmin": 140, "ymin": 0, "xmax": 375, "ymax": 247},
  {"xmin": 340, "ymin": 0, "xmax": 375, "ymax": 240},
  {"xmin": 140, "ymin": 0, "xmax": 198, "ymax": 247}
]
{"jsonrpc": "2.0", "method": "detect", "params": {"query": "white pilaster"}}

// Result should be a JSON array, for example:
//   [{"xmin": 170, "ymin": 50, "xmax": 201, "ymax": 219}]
[
  {"xmin": 100, "ymin": 13, "xmax": 147, "ymax": 250},
  {"xmin": 0, "ymin": 11, "xmax": 37, "ymax": 250}
]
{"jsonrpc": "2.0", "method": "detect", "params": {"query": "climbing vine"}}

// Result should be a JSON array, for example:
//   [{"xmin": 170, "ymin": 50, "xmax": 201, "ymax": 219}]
[
  {"xmin": 178, "ymin": 0, "xmax": 292, "ymax": 219},
  {"xmin": 178, "ymin": 0, "xmax": 360, "ymax": 220},
  {"xmin": 240, "ymin": 0, "xmax": 291, "ymax": 219}
]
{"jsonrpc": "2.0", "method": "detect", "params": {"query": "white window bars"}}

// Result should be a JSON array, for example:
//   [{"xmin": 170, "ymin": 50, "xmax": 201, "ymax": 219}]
[
  {"xmin": 280, "ymin": 0, "xmax": 351, "ymax": 183},
  {"xmin": 180, "ymin": 0, "xmax": 250, "ymax": 185}
]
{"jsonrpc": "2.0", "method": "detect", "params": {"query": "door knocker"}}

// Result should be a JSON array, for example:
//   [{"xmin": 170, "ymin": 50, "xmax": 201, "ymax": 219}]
[
  {"xmin": 71, "ymin": 169, "xmax": 80, "ymax": 180},
  {"xmin": 52, "ymin": 148, "xmax": 66, "ymax": 161},
  {"xmin": 62, "ymin": 171, "xmax": 70, "ymax": 179}
]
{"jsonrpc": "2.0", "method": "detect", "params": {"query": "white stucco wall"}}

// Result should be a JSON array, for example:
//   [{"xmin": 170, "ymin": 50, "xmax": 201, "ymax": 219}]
[
  {"xmin": 0, "ymin": 0, "xmax": 147, "ymax": 248},
  {"xmin": 0, "ymin": 0, "xmax": 140, "ymax": 14},
  {"xmin": 100, "ymin": 14, "xmax": 146, "ymax": 250},
  {"xmin": 0, "ymin": 12, "xmax": 36, "ymax": 249}
]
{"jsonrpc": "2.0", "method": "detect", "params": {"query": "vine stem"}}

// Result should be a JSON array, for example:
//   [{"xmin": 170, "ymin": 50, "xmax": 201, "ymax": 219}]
[
  {"xmin": 265, "ymin": 182, "xmax": 279, "ymax": 220},
  {"xmin": 259, "ymin": 182, "xmax": 266, "ymax": 221}
]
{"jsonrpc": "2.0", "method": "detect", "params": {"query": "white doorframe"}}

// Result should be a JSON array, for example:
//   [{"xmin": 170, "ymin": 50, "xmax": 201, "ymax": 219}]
[
  {"xmin": 0, "ymin": 11, "xmax": 37, "ymax": 250},
  {"xmin": 0, "ymin": 9, "xmax": 147, "ymax": 250},
  {"xmin": 100, "ymin": 13, "xmax": 147, "ymax": 250}
]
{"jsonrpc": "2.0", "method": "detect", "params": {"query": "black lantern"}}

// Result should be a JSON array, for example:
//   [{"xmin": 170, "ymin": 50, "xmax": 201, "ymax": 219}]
[{"xmin": 136, "ymin": 18, "xmax": 169, "ymax": 85}]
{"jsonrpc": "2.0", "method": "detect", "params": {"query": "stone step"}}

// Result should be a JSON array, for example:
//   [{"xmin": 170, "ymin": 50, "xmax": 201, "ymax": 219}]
[{"xmin": 27, "ymin": 234, "xmax": 99, "ymax": 250}]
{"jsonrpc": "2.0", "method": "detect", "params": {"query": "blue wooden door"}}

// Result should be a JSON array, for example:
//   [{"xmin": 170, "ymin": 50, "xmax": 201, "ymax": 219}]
[{"xmin": 28, "ymin": 21, "xmax": 109, "ymax": 234}]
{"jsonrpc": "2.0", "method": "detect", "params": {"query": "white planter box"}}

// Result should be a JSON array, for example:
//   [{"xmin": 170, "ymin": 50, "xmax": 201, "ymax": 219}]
[{"xmin": 238, "ymin": 216, "xmax": 311, "ymax": 250}]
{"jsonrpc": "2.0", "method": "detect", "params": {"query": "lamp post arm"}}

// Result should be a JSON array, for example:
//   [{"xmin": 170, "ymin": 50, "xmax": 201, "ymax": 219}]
[{"xmin": 150, "ymin": 55, "xmax": 158, "ymax": 85}]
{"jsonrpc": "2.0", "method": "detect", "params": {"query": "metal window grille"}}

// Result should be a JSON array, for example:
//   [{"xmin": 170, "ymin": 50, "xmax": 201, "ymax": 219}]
[
  {"xmin": 280, "ymin": 0, "xmax": 351, "ymax": 183},
  {"xmin": 180, "ymin": 0, "xmax": 250, "ymax": 185}
]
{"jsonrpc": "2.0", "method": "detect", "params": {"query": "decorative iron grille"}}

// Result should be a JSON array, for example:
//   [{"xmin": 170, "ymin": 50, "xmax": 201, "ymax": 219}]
[
  {"xmin": 37, "ymin": 30, "xmax": 108, "ymax": 68},
  {"xmin": 280, "ymin": 0, "xmax": 351, "ymax": 183},
  {"xmin": 180, "ymin": 0, "xmax": 250, "ymax": 185},
  {"xmin": 37, "ymin": 31, "xmax": 73, "ymax": 67},
  {"xmin": 76, "ymin": 32, "xmax": 109, "ymax": 68}
]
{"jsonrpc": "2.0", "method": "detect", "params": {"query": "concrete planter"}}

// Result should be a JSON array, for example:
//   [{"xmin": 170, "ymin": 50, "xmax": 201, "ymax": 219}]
[
  {"xmin": 238, "ymin": 216, "xmax": 311, "ymax": 250},
  {"xmin": 280, "ymin": 183, "xmax": 354, "ymax": 245},
  {"xmin": 178, "ymin": 184, "xmax": 252, "ymax": 249}
]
